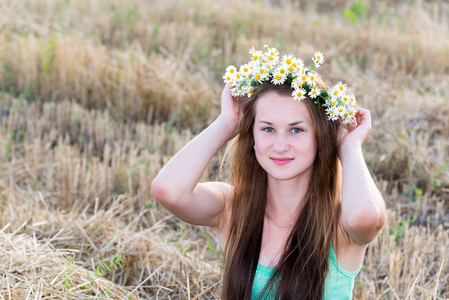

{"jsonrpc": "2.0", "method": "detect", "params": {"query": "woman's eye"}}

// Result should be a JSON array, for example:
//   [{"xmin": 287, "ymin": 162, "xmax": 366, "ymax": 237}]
[
  {"xmin": 263, "ymin": 127, "xmax": 275, "ymax": 133},
  {"xmin": 291, "ymin": 128, "xmax": 303, "ymax": 133}
]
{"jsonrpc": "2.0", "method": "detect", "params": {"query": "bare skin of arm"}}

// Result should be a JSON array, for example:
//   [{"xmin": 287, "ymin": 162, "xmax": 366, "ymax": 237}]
[
  {"xmin": 151, "ymin": 84, "xmax": 239, "ymax": 229},
  {"xmin": 335, "ymin": 108, "xmax": 387, "ymax": 271}
]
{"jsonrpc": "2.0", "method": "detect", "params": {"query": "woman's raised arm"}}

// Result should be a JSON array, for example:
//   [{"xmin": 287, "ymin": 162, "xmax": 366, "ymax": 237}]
[
  {"xmin": 338, "ymin": 107, "xmax": 387, "ymax": 245},
  {"xmin": 151, "ymin": 84, "xmax": 240, "ymax": 228}
]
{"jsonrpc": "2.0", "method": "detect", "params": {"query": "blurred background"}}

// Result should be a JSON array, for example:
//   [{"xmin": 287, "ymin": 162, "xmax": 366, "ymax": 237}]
[{"xmin": 0, "ymin": 0, "xmax": 448, "ymax": 298}]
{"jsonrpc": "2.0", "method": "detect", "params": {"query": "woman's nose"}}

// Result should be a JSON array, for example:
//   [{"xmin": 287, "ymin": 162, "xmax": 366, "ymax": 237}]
[{"xmin": 273, "ymin": 133, "xmax": 289, "ymax": 152}]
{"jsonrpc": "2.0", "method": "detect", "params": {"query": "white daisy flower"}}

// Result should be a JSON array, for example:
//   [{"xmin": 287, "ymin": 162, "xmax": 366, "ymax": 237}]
[
  {"xmin": 309, "ymin": 88, "xmax": 320, "ymax": 99},
  {"xmin": 282, "ymin": 54, "xmax": 294, "ymax": 66},
  {"xmin": 254, "ymin": 74, "xmax": 262, "ymax": 83},
  {"xmin": 331, "ymin": 86, "xmax": 341, "ymax": 97},
  {"xmin": 235, "ymin": 72, "xmax": 242, "ymax": 81},
  {"xmin": 306, "ymin": 72, "xmax": 317, "ymax": 85},
  {"xmin": 335, "ymin": 82, "xmax": 347, "ymax": 93},
  {"xmin": 240, "ymin": 64, "xmax": 251, "ymax": 76},
  {"xmin": 293, "ymin": 58, "xmax": 304, "ymax": 70},
  {"xmin": 272, "ymin": 72, "xmax": 286, "ymax": 85},
  {"xmin": 336, "ymin": 106, "xmax": 346, "ymax": 116},
  {"xmin": 313, "ymin": 51, "xmax": 324, "ymax": 66},
  {"xmin": 287, "ymin": 64, "xmax": 296, "ymax": 73},
  {"xmin": 326, "ymin": 107, "xmax": 339, "ymax": 120},
  {"xmin": 266, "ymin": 46, "xmax": 280, "ymax": 61},
  {"xmin": 298, "ymin": 72, "xmax": 308, "ymax": 86},
  {"xmin": 277, "ymin": 65, "xmax": 288, "ymax": 77},
  {"xmin": 226, "ymin": 65, "xmax": 237, "ymax": 75},
  {"xmin": 256, "ymin": 67, "xmax": 268, "ymax": 81},
  {"xmin": 252, "ymin": 50, "xmax": 263, "ymax": 63},
  {"xmin": 292, "ymin": 88, "xmax": 307, "ymax": 101},
  {"xmin": 348, "ymin": 94, "xmax": 356, "ymax": 104},
  {"xmin": 223, "ymin": 72, "xmax": 235, "ymax": 84}
]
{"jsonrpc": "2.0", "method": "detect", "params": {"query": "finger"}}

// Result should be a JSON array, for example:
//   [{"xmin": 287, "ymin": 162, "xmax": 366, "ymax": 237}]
[
  {"xmin": 338, "ymin": 123, "xmax": 348, "ymax": 140},
  {"xmin": 354, "ymin": 107, "xmax": 371, "ymax": 125},
  {"xmin": 347, "ymin": 118, "xmax": 358, "ymax": 132}
]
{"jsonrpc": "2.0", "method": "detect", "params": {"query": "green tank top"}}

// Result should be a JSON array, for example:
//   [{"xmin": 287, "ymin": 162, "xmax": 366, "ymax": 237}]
[{"xmin": 251, "ymin": 243, "xmax": 361, "ymax": 299}]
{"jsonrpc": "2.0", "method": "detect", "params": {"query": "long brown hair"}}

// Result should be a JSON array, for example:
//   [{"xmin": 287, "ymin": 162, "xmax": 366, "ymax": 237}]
[{"xmin": 222, "ymin": 81, "xmax": 342, "ymax": 299}]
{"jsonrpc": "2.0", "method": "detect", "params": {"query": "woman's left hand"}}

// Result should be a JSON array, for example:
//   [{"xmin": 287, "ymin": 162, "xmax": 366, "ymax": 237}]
[{"xmin": 338, "ymin": 107, "xmax": 372, "ymax": 153}]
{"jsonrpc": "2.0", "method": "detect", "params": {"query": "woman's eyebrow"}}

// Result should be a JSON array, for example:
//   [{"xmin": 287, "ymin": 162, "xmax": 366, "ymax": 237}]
[
  {"xmin": 257, "ymin": 120, "xmax": 305, "ymax": 125},
  {"xmin": 258, "ymin": 120, "xmax": 272, "ymax": 125}
]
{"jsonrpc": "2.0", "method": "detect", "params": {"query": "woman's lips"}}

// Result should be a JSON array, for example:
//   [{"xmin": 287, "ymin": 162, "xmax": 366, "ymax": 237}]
[{"xmin": 271, "ymin": 157, "xmax": 294, "ymax": 165}]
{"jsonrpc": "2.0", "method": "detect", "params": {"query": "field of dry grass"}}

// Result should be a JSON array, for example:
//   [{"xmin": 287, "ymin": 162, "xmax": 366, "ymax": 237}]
[{"xmin": 0, "ymin": 0, "xmax": 448, "ymax": 299}]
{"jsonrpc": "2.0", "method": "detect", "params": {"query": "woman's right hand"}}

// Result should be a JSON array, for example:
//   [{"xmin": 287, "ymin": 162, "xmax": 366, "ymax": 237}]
[{"xmin": 219, "ymin": 83, "xmax": 241, "ymax": 137}]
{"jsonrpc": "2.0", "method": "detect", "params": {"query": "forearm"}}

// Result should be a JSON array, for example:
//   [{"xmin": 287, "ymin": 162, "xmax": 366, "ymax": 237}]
[
  {"xmin": 152, "ymin": 115, "xmax": 236, "ymax": 202},
  {"xmin": 340, "ymin": 142, "xmax": 386, "ymax": 243}
]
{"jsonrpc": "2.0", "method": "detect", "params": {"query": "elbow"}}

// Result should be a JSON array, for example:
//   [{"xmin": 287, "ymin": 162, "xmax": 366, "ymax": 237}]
[
  {"xmin": 151, "ymin": 177, "xmax": 177, "ymax": 208},
  {"xmin": 346, "ymin": 207, "xmax": 387, "ymax": 244}
]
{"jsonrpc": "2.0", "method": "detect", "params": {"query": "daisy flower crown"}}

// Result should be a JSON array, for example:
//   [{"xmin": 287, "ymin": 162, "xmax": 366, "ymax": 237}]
[{"xmin": 223, "ymin": 45, "xmax": 357, "ymax": 124}]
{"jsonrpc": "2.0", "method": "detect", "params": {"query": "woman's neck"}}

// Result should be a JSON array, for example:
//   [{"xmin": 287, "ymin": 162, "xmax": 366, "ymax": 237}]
[{"xmin": 266, "ymin": 175, "xmax": 309, "ymax": 218}]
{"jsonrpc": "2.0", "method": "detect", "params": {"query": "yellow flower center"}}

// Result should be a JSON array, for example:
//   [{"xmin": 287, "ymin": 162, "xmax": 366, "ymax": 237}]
[
  {"xmin": 259, "ymin": 69, "xmax": 265, "ymax": 74},
  {"xmin": 317, "ymin": 55, "xmax": 321, "ymax": 60},
  {"xmin": 253, "ymin": 56, "xmax": 259, "ymax": 61},
  {"xmin": 230, "ymin": 69, "xmax": 234, "ymax": 73},
  {"xmin": 236, "ymin": 74, "xmax": 241, "ymax": 79},
  {"xmin": 276, "ymin": 75, "xmax": 282, "ymax": 81},
  {"xmin": 339, "ymin": 86, "xmax": 344, "ymax": 91},
  {"xmin": 334, "ymin": 90, "xmax": 339, "ymax": 96},
  {"xmin": 301, "ymin": 75, "xmax": 307, "ymax": 81},
  {"xmin": 297, "ymin": 92, "xmax": 303, "ymax": 97},
  {"xmin": 310, "ymin": 75, "xmax": 315, "ymax": 81},
  {"xmin": 280, "ymin": 69, "xmax": 286, "ymax": 74},
  {"xmin": 312, "ymin": 90, "xmax": 317, "ymax": 95},
  {"xmin": 288, "ymin": 66, "xmax": 294, "ymax": 72},
  {"xmin": 286, "ymin": 59, "xmax": 292, "ymax": 65},
  {"xmin": 255, "ymin": 74, "xmax": 261, "ymax": 81},
  {"xmin": 269, "ymin": 56, "xmax": 274, "ymax": 61}
]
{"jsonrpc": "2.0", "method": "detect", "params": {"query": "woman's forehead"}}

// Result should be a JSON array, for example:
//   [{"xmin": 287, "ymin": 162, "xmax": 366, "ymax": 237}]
[{"xmin": 254, "ymin": 92, "xmax": 313, "ymax": 124}]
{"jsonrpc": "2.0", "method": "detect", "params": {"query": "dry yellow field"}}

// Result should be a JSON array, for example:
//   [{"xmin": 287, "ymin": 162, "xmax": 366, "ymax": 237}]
[{"xmin": 0, "ymin": 0, "xmax": 448, "ymax": 299}]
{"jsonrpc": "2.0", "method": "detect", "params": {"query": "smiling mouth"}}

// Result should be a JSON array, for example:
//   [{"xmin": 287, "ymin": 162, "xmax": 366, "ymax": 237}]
[{"xmin": 271, "ymin": 158, "xmax": 294, "ymax": 165}]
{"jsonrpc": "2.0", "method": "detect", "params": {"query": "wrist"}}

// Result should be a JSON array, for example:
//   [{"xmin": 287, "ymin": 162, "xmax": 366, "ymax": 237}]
[
  {"xmin": 338, "ymin": 140, "xmax": 363, "ymax": 162},
  {"xmin": 215, "ymin": 114, "xmax": 239, "ymax": 140}
]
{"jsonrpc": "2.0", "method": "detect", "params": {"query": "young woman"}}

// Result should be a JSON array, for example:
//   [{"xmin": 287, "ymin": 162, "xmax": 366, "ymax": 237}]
[{"xmin": 151, "ymin": 47, "xmax": 386, "ymax": 299}]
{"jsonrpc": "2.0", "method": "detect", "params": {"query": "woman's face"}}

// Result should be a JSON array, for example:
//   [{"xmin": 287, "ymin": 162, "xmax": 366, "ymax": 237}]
[{"xmin": 253, "ymin": 91, "xmax": 317, "ymax": 182}]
